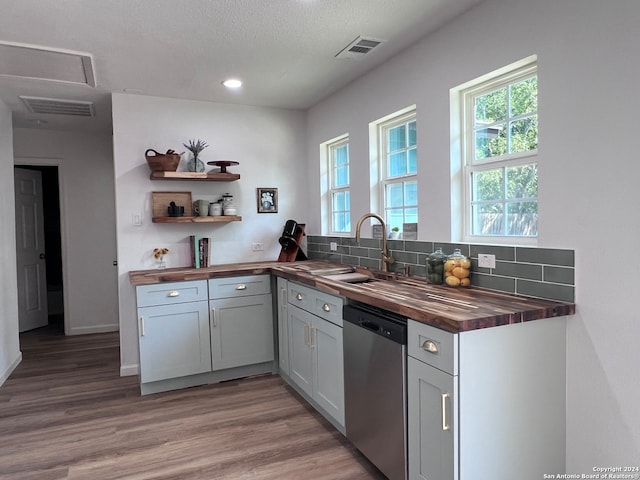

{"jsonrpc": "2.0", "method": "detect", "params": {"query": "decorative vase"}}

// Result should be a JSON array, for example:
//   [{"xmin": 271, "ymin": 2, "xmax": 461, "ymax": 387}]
[
  {"xmin": 187, "ymin": 153, "xmax": 205, "ymax": 172},
  {"xmin": 156, "ymin": 255, "xmax": 166, "ymax": 269}
]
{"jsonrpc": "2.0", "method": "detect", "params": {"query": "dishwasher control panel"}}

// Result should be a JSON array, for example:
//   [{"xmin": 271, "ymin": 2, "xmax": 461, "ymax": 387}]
[{"xmin": 343, "ymin": 303, "xmax": 407, "ymax": 344}]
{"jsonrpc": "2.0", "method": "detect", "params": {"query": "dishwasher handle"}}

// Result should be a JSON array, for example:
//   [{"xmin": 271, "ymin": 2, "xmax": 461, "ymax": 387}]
[{"xmin": 360, "ymin": 320, "xmax": 380, "ymax": 333}]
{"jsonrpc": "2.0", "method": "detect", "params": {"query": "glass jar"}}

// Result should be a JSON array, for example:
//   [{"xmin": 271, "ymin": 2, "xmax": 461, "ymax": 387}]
[
  {"xmin": 444, "ymin": 248, "xmax": 471, "ymax": 287},
  {"xmin": 426, "ymin": 248, "xmax": 446, "ymax": 284}
]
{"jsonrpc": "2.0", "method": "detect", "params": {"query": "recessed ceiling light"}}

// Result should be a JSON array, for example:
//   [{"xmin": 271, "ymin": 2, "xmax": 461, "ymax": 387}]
[{"xmin": 222, "ymin": 78, "xmax": 242, "ymax": 89}]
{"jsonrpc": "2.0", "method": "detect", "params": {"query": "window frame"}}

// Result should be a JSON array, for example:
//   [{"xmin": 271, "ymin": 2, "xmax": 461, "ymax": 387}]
[
  {"xmin": 378, "ymin": 110, "xmax": 418, "ymax": 231},
  {"xmin": 461, "ymin": 61, "xmax": 538, "ymax": 245},
  {"xmin": 327, "ymin": 136, "xmax": 351, "ymax": 235}
]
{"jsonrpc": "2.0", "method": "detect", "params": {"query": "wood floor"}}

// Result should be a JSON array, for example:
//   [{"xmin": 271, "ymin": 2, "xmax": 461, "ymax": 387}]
[{"xmin": 0, "ymin": 328, "xmax": 386, "ymax": 480}]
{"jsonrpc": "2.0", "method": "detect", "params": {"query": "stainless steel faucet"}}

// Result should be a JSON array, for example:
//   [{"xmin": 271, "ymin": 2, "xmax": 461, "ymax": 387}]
[{"xmin": 354, "ymin": 213, "xmax": 395, "ymax": 272}]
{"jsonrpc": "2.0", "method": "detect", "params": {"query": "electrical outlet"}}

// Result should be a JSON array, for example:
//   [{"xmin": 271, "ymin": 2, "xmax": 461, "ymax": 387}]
[
  {"xmin": 478, "ymin": 254, "xmax": 496, "ymax": 269},
  {"xmin": 330, "ymin": 242, "xmax": 338, "ymax": 251},
  {"xmin": 251, "ymin": 242, "xmax": 264, "ymax": 252}
]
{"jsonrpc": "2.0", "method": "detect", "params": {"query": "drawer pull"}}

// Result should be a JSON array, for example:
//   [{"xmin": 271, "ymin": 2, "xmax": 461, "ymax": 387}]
[
  {"xmin": 167, "ymin": 290, "xmax": 180, "ymax": 297},
  {"xmin": 442, "ymin": 393, "xmax": 450, "ymax": 431},
  {"xmin": 296, "ymin": 293, "xmax": 303, "ymax": 301},
  {"xmin": 235, "ymin": 284, "xmax": 247, "ymax": 290},
  {"xmin": 140, "ymin": 316, "xmax": 145, "ymax": 337},
  {"xmin": 322, "ymin": 303, "xmax": 331, "ymax": 312},
  {"xmin": 211, "ymin": 308, "xmax": 217, "ymax": 327},
  {"xmin": 422, "ymin": 339, "xmax": 439, "ymax": 354}
]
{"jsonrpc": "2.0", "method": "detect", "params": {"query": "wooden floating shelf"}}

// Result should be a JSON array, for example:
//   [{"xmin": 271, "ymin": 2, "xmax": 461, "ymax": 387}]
[
  {"xmin": 150, "ymin": 171, "xmax": 240, "ymax": 181},
  {"xmin": 152, "ymin": 215, "xmax": 242, "ymax": 224}
]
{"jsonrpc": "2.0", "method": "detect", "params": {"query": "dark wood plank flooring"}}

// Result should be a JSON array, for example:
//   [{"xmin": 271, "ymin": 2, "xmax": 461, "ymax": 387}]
[{"xmin": 0, "ymin": 328, "xmax": 385, "ymax": 480}]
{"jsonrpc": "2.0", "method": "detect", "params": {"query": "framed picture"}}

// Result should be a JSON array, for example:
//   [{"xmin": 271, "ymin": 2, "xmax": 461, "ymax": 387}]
[{"xmin": 257, "ymin": 187, "xmax": 278, "ymax": 213}]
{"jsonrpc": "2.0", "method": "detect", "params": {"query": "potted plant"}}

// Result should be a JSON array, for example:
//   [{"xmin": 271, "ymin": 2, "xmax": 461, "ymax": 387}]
[
  {"xmin": 183, "ymin": 139, "xmax": 209, "ymax": 172},
  {"xmin": 389, "ymin": 226, "xmax": 400, "ymax": 239}
]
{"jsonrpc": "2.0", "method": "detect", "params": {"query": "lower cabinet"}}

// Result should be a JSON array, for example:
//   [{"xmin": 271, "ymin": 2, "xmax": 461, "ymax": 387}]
[
  {"xmin": 287, "ymin": 300, "xmax": 345, "ymax": 429},
  {"xmin": 138, "ymin": 300, "xmax": 212, "ymax": 384},
  {"xmin": 407, "ymin": 317, "xmax": 567, "ymax": 480},
  {"xmin": 210, "ymin": 294, "xmax": 274, "ymax": 371},
  {"xmin": 135, "ymin": 275, "xmax": 275, "ymax": 394}
]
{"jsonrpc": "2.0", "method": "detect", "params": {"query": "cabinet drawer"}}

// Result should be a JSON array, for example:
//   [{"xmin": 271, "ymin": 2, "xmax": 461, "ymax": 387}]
[
  {"xmin": 136, "ymin": 280, "xmax": 208, "ymax": 307},
  {"xmin": 408, "ymin": 320, "xmax": 458, "ymax": 376},
  {"xmin": 288, "ymin": 282, "xmax": 344, "ymax": 327},
  {"xmin": 209, "ymin": 274, "xmax": 271, "ymax": 299}
]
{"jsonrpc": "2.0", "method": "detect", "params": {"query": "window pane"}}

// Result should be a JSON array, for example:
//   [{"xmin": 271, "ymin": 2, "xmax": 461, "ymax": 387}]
[
  {"xmin": 473, "ymin": 169, "xmax": 504, "ymax": 201},
  {"xmin": 404, "ymin": 208, "xmax": 418, "ymax": 224},
  {"xmin": 510, "ymin": 77, "xmax": 537, "ymax": 117},
  {"xmin": 388, "ymin": 152, "xmax": 407, "ymax": 177},
  {"xmin": 472, "ymin": 203, "xmax": 504, "ymax": 236},
  {"xmin": 408, "ymin": 121, "xmax": 417, "ymax": 147},
  {"xmin": 388, "ymin": 125, "xmax": 406, "ymax": 151},
  {"xmin": 335, "ymin": 165, "xmax": 349, "ymax": 187},
  {"xmin": 509, "ymin": 115, "xmax": 538, "ymax": 154},
  {"xmin": 408, "ymin": 147, "xmax": 417, "ymax": 174},
  {"xmin": 506, "ymin": 202, "xmax": 538, "ymax": 236},
  {"xmin": 475, "ymin": 123, "xmax": 507, "ymax": 160},
  {"xmin": 506, "ymin": 164, "xmax": 537, "ymax": 199},
  {"xmin": 386, "ymin": 183, "xmax": 404, "ymax": 208},
  {"xmin": 475, "ymin": 87, "xmax": 507, "ymax": 124},
  {"xmin": 404, "ymin": 181, "xmax": 417, "ymax": 206},
  {"xmin": 333, "ymin": 212, "xmax": 346, "ymax": 232},
  {"xmin": 335, "ymin": 144, "xmax": 349, "ymax": 166},
  {"xmin": 387, "ymin": 209, "xmax": 404, "ymax": 231},
  {"xmin": 333, "ymin": 191, "xmax": 344, "ymax": 210}
]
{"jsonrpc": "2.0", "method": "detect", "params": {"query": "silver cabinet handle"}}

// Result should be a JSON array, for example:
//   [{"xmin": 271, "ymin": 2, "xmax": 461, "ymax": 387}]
[
  {"xmin": 140, "ymin": 316, "xmax": 145, "ymax": 337},
  {"xmin": 167, "ymin": 290, "xmax": 180, "ymax": 297},
  {"xmin": 310, "ymin": 326, "xmax": 316, "ymax": 348},
  {"xmin": 296, "ymin": 293, "xmax": 303, "ymax": 301},
  {"xmin": 322, "ymin": 303, "xmax": 330, "ymax": 312},
  {"xmin": 442, "ymin": 393, "xmax": 450, "ymax": 431},
  {"xmin": 211, "ymin": 308, "xmax": 217, "ymax": 327},
  {"xmin": 235, "ymin": 284, "xmax": 247, "ymax": 290},
  {"xmin": 304, "ymin": 324, "xmax": 309, "ymax": 347},
  {"xmin": 422, "ymin": 339, "xmax": 439, "ymax": 354},
  {"xmin": 280, "ymin": 288, "xmax": 287, "ymax": 306}
]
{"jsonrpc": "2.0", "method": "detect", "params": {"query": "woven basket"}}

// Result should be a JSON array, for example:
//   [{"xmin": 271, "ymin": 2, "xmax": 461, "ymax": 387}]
[{"xmin": 145, "ymin": 149, "xmax": 181, "ymax": 172}]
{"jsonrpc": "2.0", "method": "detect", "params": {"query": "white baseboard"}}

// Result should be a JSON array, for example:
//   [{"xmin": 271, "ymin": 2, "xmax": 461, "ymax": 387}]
[
  {"xmin": 120, "ymin": 363, "xmax": 139, "ymax": 377},
  {"xmin": 0, "ymin": 352, "xmax": 23, "ymax": 387},
  {"xmin": 67, "ymin": 324, "xmax": 119, "ymax": 335}
]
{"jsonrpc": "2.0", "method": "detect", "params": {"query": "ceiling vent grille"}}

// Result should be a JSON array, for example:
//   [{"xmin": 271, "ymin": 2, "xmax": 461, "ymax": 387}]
[
  {"xmin": 335, "ymin": 36, "xmax": 384, "ymax": 60},
  {"xmin": 20, "ymin": 96, "xmax": 95, "ymax": 117}
]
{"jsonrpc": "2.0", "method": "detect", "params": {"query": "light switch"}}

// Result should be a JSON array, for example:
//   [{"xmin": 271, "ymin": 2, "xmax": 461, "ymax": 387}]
[{"xmin": 132, "ymin": 213, "xmax": 142, "ymax": 226}]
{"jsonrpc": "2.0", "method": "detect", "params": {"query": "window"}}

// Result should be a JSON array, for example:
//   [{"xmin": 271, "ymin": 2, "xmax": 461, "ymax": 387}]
[
  {"xmin": 379, "ymin": 111, "xmax": 417, "ymax": 231},
  {"xmin": 328, "ymin": 137, "xmax": 350, "ymax": 233},
  {"xmin": 462, "ymin": 61, "xmax": 538, "ymax": 240}
]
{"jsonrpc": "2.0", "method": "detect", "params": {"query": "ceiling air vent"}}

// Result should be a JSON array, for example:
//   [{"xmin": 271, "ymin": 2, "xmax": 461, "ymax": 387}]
[
  {"xmin": 335, "ymin": 36, "xmax": 385, "ymax": 60},
  {"xmin": 19, "ymin": 96, "xmax": 95, "ymax": 117}
]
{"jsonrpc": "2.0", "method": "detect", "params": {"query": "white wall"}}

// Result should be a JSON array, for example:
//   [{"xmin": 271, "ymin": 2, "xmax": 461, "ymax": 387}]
[
  {"xmin": 12, "ymin": 128, "xmax": 119, "ymax": 335},
  {"xmin": 0, "ymin": 100, "xmax": 21, "ymax": 385},
  {"xmin": 112, "ymin": 93, "xmax": 307, "ymax": 375},
  {"xmin": 306, "ymin": 0, "xmax": 639, "ymax": 471}
]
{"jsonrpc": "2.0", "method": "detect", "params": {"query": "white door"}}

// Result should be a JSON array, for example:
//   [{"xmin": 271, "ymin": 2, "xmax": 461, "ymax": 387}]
[{"xmin": 14, "ymin": 167, "xmax": 49, "ymax": 332}]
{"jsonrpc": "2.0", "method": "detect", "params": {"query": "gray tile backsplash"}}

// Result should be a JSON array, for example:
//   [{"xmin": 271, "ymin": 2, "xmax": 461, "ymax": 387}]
[{"xmin": 306, "ymin": 235, "xmax": 575, "ymax": 303}]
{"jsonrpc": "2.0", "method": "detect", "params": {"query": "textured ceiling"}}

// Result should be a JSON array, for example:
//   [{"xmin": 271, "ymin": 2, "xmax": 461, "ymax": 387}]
[{"xmin": 0, "ymin": 0, "xmax": 484, "ymax": 133}]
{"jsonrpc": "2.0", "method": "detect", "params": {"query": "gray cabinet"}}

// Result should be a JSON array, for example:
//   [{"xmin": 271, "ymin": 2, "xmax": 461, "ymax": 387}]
[
  {"xmin": 408, "ymin": 318, "xmax": 567, "ymax": 480},
  {"xmin": 136, "ymin": 280, "xmax": 211, "ymax": 384},
  {"xmin": 135, "ymin": 275, "xmax": 274, "ymax": 394},
  {"xmin": 285, "ymin": 281, "xmax": 345, "ymax": 429},
  {"xmin": 276, "ymin": 277, "xmax": 289, "ymax": 375},
  {"xmin": 209, "ymin": 275, "xmax": 274, "ymax": 371}
]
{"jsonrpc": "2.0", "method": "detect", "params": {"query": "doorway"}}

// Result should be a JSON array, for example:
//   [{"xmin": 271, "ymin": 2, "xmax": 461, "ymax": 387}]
[{"xmin": 15, "ymin": 165, "xmax": 64, "ymax": 334}]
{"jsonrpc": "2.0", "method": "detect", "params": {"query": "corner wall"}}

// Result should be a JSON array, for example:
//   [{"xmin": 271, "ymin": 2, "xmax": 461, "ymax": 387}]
[
  {"xmin": 0, "ymin": 100, "xmax": 21, "ymax": 386},
  {"xmin": 112, "ymin": 93, "xmax": 307, "ymax": 376}
]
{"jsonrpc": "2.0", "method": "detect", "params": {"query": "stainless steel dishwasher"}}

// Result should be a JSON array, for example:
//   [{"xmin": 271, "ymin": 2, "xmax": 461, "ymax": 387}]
[{"xmin": 343, "ymin": 302, "xmax": 407, "ymax": 480}]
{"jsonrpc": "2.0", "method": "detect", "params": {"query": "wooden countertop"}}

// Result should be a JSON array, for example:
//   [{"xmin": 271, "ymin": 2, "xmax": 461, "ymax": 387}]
[{"xmin": 129, "ymin": 260, "xmax": 575, "ymax": 333}]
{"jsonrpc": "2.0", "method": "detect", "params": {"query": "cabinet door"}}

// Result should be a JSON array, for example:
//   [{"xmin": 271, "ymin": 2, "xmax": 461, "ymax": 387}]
[
  {"xmin": 287, "ymin": 304, "xmax": 313, "ymax": 397},
  {"xmin": 138, "ymin": 301, "xmax": 212, "ymax": 383},
  {"xmin": 277, "ymin": 277, "xmax": 289, "ymax": 375},
  {"xmin": 312, "ymin": 316, "xmax": 345, "ymax": 427},
  {"xmin": 210, "ymin": 294, "xmax": 274, "ymax": 371},
  {"xmin": 408, "ymin": 357, "xmax": 458, "ymax": 480}
]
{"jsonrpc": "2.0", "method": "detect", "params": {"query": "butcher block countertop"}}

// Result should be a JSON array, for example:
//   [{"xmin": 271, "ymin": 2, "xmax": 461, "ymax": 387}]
[{"xmin": 129, "ymin": 260, "xmax": 575, "ymax": 333}]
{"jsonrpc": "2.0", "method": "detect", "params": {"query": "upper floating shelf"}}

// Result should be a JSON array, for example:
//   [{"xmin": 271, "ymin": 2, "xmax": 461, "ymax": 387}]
[{"xmin": 150, "ymin": 171, "xmax": 240, "ymax": 181}]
